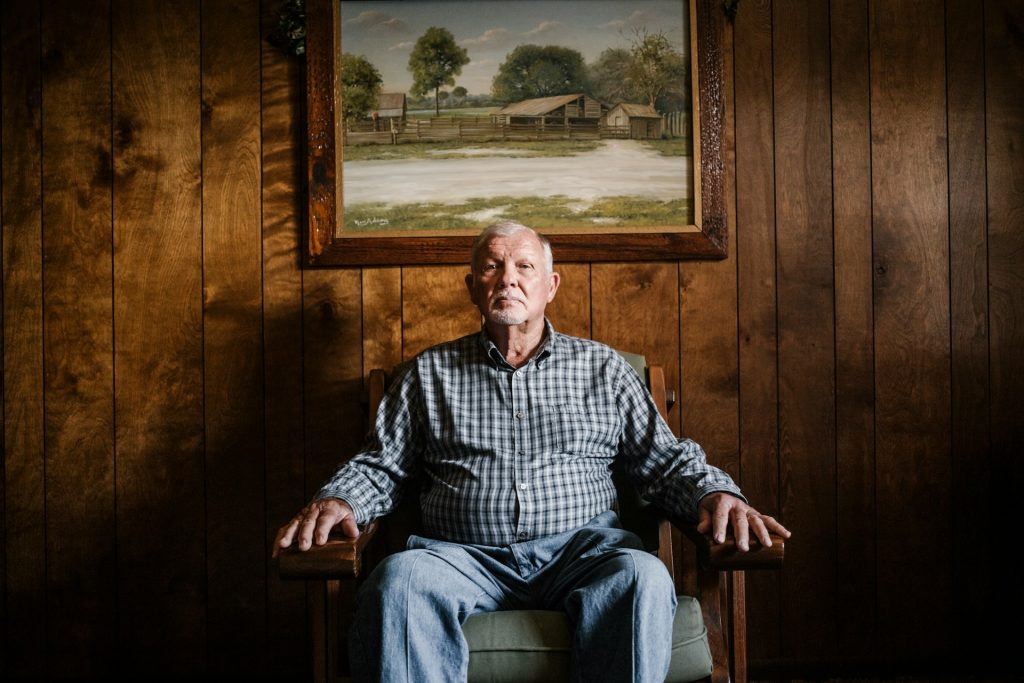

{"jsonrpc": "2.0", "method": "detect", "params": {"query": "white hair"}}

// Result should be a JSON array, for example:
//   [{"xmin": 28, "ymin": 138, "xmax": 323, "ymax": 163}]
[{"xmin": 470, "ymin": 221, "xmax": 554, "ymax": 273}]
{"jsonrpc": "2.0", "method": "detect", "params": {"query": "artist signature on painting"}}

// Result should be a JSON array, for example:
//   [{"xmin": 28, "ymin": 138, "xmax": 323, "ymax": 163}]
[{"xmin": 354, "ymin": 217, "xmax": 390, "ymax": 228}]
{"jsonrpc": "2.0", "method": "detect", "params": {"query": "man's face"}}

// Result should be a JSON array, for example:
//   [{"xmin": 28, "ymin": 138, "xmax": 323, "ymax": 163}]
[{"xmin": 465, "ymin": 231, "xmax": 560, "ymax": 327}]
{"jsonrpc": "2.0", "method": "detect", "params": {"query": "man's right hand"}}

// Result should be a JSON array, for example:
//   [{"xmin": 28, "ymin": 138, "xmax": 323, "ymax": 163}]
[{"xmin": 273, "ymin": 498, "xmax": 359, "ymax": 557}]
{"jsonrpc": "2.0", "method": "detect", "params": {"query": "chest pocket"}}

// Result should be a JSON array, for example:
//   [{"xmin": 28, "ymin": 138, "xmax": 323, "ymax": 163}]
[{"xmin": 536, "ymin": 403, "xmax": 619, "ymax": 456}]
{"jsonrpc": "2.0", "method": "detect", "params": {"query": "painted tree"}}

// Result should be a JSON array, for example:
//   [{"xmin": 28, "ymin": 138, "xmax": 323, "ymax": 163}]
[
  {"xmin": 588, "ymin": 47, "xmax": 633, "ymax": 105},
  {"xmin": 452, "ymin": 85, "xmax": 468, "ymax": 107},
  {"xmin": 491, "ymin": 45, "xmax": 589, "ymax": 102},
  {"xmin": 340, "ymin": 53, "xmax": 382, "ymax": 125},
  {"xmin": 408, "ymin": 27, "xmax": 469, "ymax": 115},
  {"xmin": 627, "ymin": 29, "xmax": 687, "ymax": 110}
]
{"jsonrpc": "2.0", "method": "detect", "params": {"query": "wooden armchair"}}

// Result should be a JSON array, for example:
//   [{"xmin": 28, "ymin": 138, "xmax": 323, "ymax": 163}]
[{"xmin": 275, "ymin": 354, "xmax": 784, "ymax": 683}]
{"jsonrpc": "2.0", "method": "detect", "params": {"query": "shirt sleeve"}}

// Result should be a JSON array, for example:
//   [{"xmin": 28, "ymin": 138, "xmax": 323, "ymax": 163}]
[
  {"xmin": 313, "ymin": 362, "xmax": 424, "ymax": 525},
  {"xmin": 613, "ymin": 358, "xmax": 745, "ymax": 521}
]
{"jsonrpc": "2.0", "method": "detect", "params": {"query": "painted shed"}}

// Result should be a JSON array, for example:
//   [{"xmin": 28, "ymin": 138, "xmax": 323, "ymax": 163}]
[
  {"xmin": 371, "ymin": 92, "xmax": 407, "ymax": 130},
  {"xmin": 606, "ymin": 102, "xmax": 664, "ymax": 139}
]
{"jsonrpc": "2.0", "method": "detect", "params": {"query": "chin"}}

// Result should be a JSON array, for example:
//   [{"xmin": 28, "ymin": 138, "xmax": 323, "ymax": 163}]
[{"xmin": 488, "ymin": 311, "xmax": 528, "ymax": 326}]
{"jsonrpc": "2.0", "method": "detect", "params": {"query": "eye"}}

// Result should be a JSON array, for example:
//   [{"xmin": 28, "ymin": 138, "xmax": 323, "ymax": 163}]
[
  {"xmin": 518, "ymin": 262, "xmax": 534, "ymax": 270},
  {"xmin": 482, "ymin": 263, "xmax": 498, "ymax": 271}
]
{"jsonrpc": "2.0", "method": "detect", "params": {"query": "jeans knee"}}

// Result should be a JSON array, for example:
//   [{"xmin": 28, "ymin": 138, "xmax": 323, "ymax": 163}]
[
  {"xmin": 358, "ymin": 549, "xmax": 434, "ymax": 607},
  {"xmin": 620, "ymin": 550, "xmax": 675, "ymax": 599}
]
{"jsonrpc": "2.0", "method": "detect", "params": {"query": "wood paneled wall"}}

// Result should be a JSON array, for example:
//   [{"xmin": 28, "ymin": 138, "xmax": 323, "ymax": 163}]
[{"xmin": 2, "ymin": 0, "xmax": 1021, "ymax": 679}]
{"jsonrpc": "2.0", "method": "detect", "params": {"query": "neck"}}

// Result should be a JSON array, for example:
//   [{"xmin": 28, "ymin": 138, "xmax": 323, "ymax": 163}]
[{"xmin": 486, "ymin": 319, "xmax": 546, "ymax": 368}]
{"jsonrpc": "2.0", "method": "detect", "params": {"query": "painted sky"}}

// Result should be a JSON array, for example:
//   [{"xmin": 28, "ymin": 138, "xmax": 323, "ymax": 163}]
[{"xmin": 338, "ymin": 0, "xmax": 689, "ymax": 96}]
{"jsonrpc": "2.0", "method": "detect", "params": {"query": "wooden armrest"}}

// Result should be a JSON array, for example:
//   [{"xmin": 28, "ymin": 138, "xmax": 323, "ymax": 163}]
[
  {"xmin": 671, "ymin": 517, "xmax": 785, "ymax": 571},
  {"xmin": 274, "ymin": 520, "xmax": 379, "ymax": 580}
]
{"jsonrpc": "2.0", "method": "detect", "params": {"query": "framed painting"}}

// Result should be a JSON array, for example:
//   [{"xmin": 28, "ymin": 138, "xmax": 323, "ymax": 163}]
[{"xmin": 304, "ymin": 0, "xmax": 727, "ymax": 266}]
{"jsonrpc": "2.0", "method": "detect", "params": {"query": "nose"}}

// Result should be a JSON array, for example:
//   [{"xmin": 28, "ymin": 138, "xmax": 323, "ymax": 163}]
[{"xmin": 498, "ymin": 263, "xmax": 517, "ymax": 288}]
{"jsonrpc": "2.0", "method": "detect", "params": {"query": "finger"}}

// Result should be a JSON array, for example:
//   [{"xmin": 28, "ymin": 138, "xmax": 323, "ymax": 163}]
[
  {"xmin": 313, "ymin": 507, "xmax": 343, "ymax": 545},
  {"xmin": 338, "ymin": 513, "xmax": 361, "ymax": 539},
  {"xmin": 749, "ymin": 514, "xmax": 772, "ymax": 548},
  {"xmin": 764, "ymin": 515, "xmax": 792, "ymax": 538},
  {"xmin": 275, "ymin": 518, "xmax": 300, "ymax": 552},
  {"xmin": 297, "ymin": 508, "xmax": 321, "ymax": 551},
  {"xmin": 712, "ymin": 504, "xmax": 730, "ymax": 544},
  {"xmin": 696, "ymin": 504, "xmax": 712, "ymax": 535},
  {"xmin": 731, "ymin": 507, "xmax": 750, "ymax": 551}
]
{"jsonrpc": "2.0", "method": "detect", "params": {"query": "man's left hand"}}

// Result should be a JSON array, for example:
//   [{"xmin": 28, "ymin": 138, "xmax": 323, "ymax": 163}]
[{"xmin": 697, "ymin": 492, "xmax": 791, "ymax": 551}]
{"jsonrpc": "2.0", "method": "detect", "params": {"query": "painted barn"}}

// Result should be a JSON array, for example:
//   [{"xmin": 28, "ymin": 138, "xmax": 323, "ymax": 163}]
[
  {"xmin": 494, "ymin": 93, "xmax": 606, "ymax": 126},
  {"xmin": 606, "ymin": 102, "xmax": 664, "ymax": 139},
  {"xmin": 371, "ymin": 92, "xmax": 406, "ymax": 130}
]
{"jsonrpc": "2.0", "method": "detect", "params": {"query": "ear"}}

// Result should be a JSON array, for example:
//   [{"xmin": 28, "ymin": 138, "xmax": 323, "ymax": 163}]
[
  {"xmin": 465, "ymin": 272, "xmax": 475, "ymax": 299},
  {"xmin": 546, "ymin": 271, "xmax": 561, "ymax": 302}
]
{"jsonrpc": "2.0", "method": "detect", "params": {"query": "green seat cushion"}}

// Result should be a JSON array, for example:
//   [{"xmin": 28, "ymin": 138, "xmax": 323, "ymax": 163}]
[{"xmin": 463, "ymin": 595, "xmax": 712, "ymax": 682}]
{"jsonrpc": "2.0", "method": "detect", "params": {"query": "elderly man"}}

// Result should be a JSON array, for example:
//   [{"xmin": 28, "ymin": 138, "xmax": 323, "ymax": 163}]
[{"xmin": 276, "ymin": 221, "xmax": 790, "ymax": 682}]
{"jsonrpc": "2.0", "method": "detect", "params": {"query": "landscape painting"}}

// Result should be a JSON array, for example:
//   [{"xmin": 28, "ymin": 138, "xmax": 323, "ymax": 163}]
[{"xmin": 335, "ymin": 0, "xmax": 695, "ymax": 238}]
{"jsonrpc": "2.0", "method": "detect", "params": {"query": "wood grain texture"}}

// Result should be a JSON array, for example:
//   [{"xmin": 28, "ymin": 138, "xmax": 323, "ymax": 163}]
[
  {"xmin": 362, "ymin": 267, "xmax": 403, "ymax": 376},
  {"xmin": 732, "ymin": 0, "xmax": 781, "ymax": 661},
  {"xmin": 201, "ymin": 0, "xmax": 266, "ymax": 673},
  {"xmin": 773, "ymin": 0, "xmax": 837, "ymax": 660},
  {"xmin": 592, "ymin": 263, "xmax": 681, "ymax": 434},
  {"xmin": 985, "ymin": 0, "xmax": 1024, "ymax": 657},
  {"xmin": 830, "ymin": 0, "xmax": 876, "ymax": 661},
  {"xmin": 946, "ymin": 0, "xmax": 991, "ymax": 662},
  {"xmin": 678, "ymin": 257, "xmax": 738, "ymax": 463},
  {"xmin": 1, "ymin": 0, "xmax": 46, "ymax": 675},
  {"xmin": 545, "ymin": 262, "xmax": 591, "ymax": 339},
  {"xmin": 401, "ymin": 265, "xmax": 480, "ymax": 360},
  {"xmin": 303, "ymin": 269, "xmax": 364, "ymax": 489},
  {"xmin": 40, "ymin": 1, "xmax": 116, "ymax": 675},
  {"xmin": 112, "ymin": 0, "xmax": 206, "ymax": 672},
  {"xmin": 870, "ymin": 0, "xmax": 952, "ymax": 660},
  {"xmin": 259, "ymin": 0, "xmax": 308, "ymax": 670}
]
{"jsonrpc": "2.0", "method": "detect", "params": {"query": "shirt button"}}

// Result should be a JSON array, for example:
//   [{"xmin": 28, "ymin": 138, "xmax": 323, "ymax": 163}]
[
  {"xmin": 515, "ymin": 411, "xmax": 524, "ymax": 419},
  {"xmin": 519, "ymin": 483, "xmax": 528, "ymax": 490},
  {"xmin": 517, "ymin": 532, "xmax": 528, "ymax": 540}
]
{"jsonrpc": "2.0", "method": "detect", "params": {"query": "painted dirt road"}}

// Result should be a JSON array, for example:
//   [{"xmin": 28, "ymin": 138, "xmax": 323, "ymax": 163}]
[{"xmin": 341, "ymin": 139, "xmax": 692, "ymax": 207}]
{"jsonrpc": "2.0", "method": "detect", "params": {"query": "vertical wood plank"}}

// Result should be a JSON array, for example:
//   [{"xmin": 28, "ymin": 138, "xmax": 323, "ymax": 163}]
[
  {"xmin": 679, "ymin": 254, "xmax": 739, "ymax": 460},
  {"xmin": 363, "ymin": 267, "xmax": 403, "ymax": 375},
  {"xmin": 401, "ymin": 265, "xmax": 480, "ymax": 360},
  {"xmin": 946, "ymin": 0, "xmax": 991, "ymax": 663},
  {"xmin": 985, "ymin": 0, "xmax": 1024, "ymax": 659},
  {"xmin": 260, "ymin": 0, "xmax": 308, "ymax": 670},
  {"xmin": 870, "ymin": 0, "xmax": 952, "ymax": 660},
  {"xmin": 112, "ymin": 0, "xmax": 206, "ymax": 672},
  {"xmin": 732, "ymin": 0, "xmax": 781, "ymax": 662},
  {"xmin": 773, "ymin": 0, "xmax": 836, "ymax": 661},
  {"xmin": 201, "ymin": 0, "xmax": 265, "ymax": 674},
  {"xmin": 40, "ymin": 0, "xmax": 116, "ymax": 675},
  {"xmin": 830, "ymin": 0, "xmax": 876, "ymax": 661},
  {"xmin": 545, "ymin": 262, "xmax": 591, "ymax": 339},
  {"xmin": 592, "ymin": 263, "xmax": 681, "ymax": 433},
  {"xmin": 304, "ymin": 270, "xmax": 364, "ymax": 491},
  {"xmin": 1, "ymin": 0, "xmax": 46, "ymax": 675}
]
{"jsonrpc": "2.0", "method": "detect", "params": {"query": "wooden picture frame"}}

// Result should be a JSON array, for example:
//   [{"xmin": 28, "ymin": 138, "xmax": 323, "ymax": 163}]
[{"xmin": 304, "ymin": 0, "xmax": 726, "ymax": 266}]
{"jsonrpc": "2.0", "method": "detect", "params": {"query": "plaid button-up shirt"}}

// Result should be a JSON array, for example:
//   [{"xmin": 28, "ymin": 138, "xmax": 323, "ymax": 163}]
[{"xmin": 316, "ymin": 322, "xmax": 744, "ymax": 546}]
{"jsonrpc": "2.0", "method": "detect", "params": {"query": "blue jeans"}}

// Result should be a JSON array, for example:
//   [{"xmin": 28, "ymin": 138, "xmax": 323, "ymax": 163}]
[{"xmin": 349, "ymin": 511, "xmax": 676, "ymax": 682}]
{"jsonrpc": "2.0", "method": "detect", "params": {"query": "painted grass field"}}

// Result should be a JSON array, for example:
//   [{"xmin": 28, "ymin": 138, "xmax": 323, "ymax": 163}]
[{"xmin": 340, "ymin": 138, "xmax": 694, "ymax": 232}]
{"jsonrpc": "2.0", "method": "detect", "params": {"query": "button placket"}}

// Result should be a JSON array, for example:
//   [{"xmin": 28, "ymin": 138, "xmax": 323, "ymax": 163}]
[{"xmin": 510, "ymin": 369, "xmax": 529, "ymax": 541}]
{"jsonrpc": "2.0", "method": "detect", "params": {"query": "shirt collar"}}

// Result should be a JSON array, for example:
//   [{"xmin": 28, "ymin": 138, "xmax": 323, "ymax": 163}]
[{"xmin": 479, "ymin": 318, "xmax": 561, "ymax": 370}]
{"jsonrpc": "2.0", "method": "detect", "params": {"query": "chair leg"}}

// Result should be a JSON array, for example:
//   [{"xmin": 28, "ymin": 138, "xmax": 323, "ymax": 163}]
[
  {"xmin": 699, "ymin": 569, "xmax": 731, "ymax": 683},
  {"xmin": 729, "ymin": 572, "xmax": 747, "ymax": 683}
]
